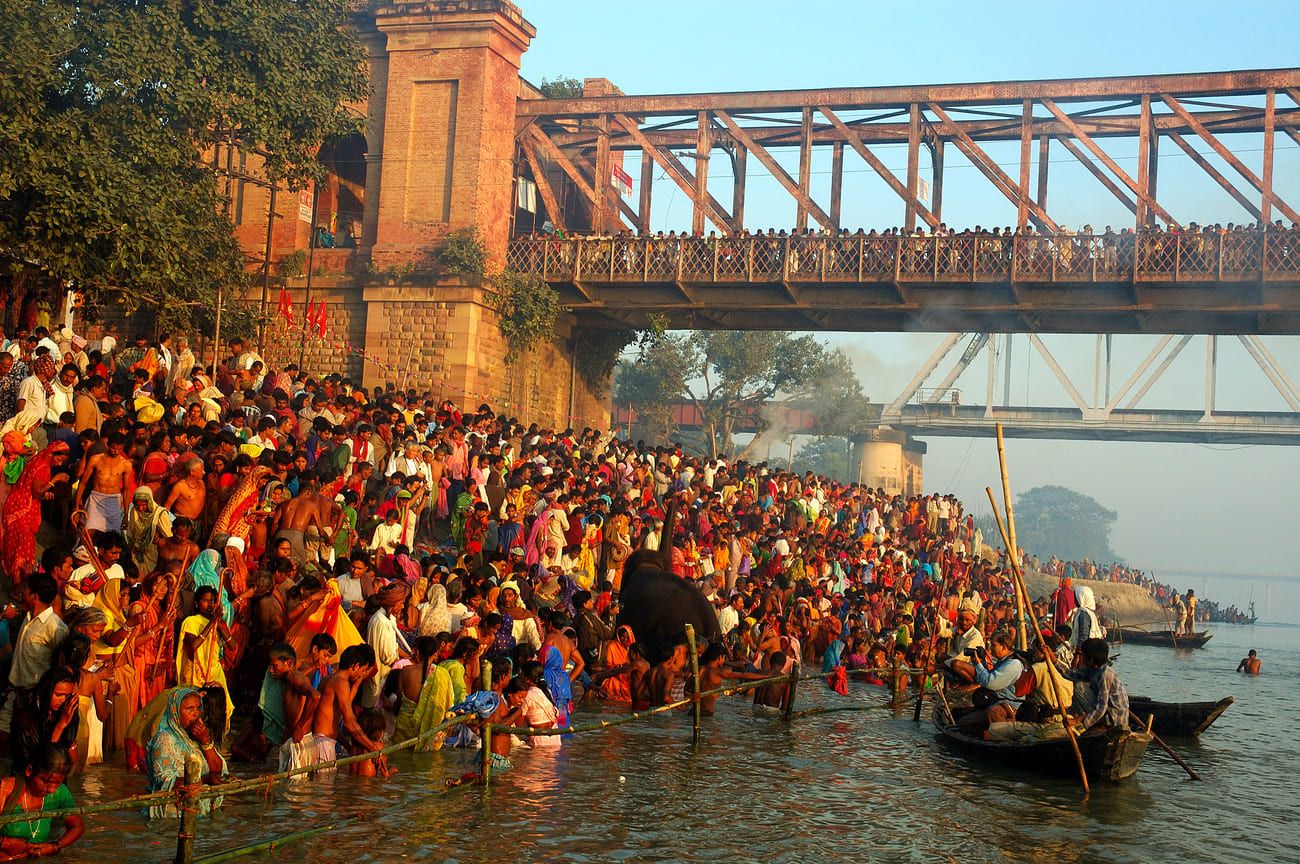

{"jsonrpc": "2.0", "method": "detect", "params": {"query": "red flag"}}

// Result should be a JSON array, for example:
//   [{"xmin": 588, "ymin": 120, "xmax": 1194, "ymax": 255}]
[
  {"xmin": 315, "ymin": 301, "xmax": 328, "ymax": 337},
  {"xmin": 302, "ymin": 300, "xmax": 316, "ymax": 331},
  {"xmin": 278, "ymin": 287, "xmax": 294, "ymax": 324}
]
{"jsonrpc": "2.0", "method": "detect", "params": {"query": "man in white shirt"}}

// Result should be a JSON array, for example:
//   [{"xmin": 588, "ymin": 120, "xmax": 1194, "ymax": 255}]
[
  {"xmin": 0, "ymin": 574, "xmax": 68, "ymax": 741},
  {"xmin": 717, "ymin": 593, "xmax": 743, "ymax": 636},
  {"xmin": 363, "ymin": 584, "xmax": 411, "ymax": 707}
]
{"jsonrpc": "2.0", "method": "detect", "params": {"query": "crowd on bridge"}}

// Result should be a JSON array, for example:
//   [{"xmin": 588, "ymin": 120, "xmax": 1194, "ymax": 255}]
[
  {"xmin": 514, "ymin": 216, "xmax": 1300, "ymax": 280},
  {"xmin": 0, "ymin": 312, "xmax": 1229, "ymax": 856}
]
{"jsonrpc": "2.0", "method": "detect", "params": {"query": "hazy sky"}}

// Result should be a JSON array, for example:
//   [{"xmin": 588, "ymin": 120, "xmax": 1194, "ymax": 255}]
[{"xmin": 516, "ymin": 1, "xmax": 1300, "ymax": 581}]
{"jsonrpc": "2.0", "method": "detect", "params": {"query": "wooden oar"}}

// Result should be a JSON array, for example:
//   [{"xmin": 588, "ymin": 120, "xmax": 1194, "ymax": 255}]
[{"xmin": 1133, "ymin": 715, "xmax": 1202, "ymax": 781}]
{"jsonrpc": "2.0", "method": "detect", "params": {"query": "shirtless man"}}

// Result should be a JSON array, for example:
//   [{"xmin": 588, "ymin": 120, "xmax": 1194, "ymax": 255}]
[
  {"xmin": 752, "ymin": 651, "xmax": 790, "ymax": 715},
  {"xmin": 640, "ymin": 643, "xmax": 686, "ymax": 708},
  {"xmin": 272, "ymin": 472, "xmax": 330, "ymax": 566},
  {"xmin": 696, "ymin": 643, "xmax": 769, "ymax": 715},
  {"xmin": 156, "ymin": 517, "xmax": 200, "ymax": 573},
  {"xmin": 1237, "ymin": 649, "xmax": 1262, "ymax": 675},
  {"xmin": 310, "ymin": 644, "xmax": 384, "ymax": 772},
  {"xmin": 266, "ymin": 643, "xmax": 322, "ymax": 775},
  {"xmin": 163, "ymin": 458, "xmax": 207, "ymax": 523},
  {"xmin": 77, "ymin": 431, "xmax": 134, "ymax": 532}
]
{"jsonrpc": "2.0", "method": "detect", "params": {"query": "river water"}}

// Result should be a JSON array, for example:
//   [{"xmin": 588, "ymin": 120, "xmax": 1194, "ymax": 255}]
[{"xmin": 64, "ymin": 622, "xmax": 1298, "ymax": 864}]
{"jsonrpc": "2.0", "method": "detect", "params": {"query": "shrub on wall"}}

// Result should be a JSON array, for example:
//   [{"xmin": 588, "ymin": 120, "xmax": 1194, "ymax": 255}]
[{"xmin": 486, "ymin": 269, "xmax": 566, "ymax": 363}]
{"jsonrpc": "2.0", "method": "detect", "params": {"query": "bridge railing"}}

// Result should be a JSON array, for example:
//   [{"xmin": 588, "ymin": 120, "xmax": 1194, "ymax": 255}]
[{"xmin": 505, "ymin": 229, "xmax": 1300, "ymax": 286}]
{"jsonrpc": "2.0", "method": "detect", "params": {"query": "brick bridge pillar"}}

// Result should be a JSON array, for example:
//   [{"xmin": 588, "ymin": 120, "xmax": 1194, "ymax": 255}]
[{"xmin": 352, "ymin": 1, "xmax": 608, "ymax": 428}]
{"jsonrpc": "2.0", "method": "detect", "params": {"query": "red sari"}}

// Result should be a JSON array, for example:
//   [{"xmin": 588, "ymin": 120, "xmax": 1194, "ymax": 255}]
[{"xmin": 0, "ymin": 442, "xmax": 68, "ymax": 582}]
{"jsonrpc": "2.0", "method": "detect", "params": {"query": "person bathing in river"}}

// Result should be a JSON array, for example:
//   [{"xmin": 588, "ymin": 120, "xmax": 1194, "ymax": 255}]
[
  {"xmin": 696, "ymin": 643, "xmax": 769, "ymax": 716},
  {"xmin": 752, "ymin": 651, "xmax": 790, "ymax": 716},
  {"xmin": 1237, "ymin": 649, "xmax": 1261, "ymax": 675}
]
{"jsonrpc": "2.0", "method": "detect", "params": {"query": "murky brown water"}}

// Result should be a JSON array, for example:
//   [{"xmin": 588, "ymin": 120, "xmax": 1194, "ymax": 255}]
[{"xmin": 63, "ymin": 624, "xmax": 1299, "ymax": 863}]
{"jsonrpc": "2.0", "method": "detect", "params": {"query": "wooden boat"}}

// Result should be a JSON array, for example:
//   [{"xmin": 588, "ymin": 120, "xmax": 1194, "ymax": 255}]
[
  {"xmin": 1112, "ymin": 627, "xmax": 1213, "ymax": 648},
  {"xmin": 1128, "ymin": 695, "xmax": 1234, "ymax": 738},
  {"xmin": 932, "ymin": 704, "xmax": 1152, "ymax": 783}
]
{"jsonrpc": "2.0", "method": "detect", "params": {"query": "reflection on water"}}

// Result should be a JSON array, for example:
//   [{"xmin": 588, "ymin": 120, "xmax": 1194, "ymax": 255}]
[{"xmin": 63, "ymin": 625, "xmax": 1300, "ymax": 864}]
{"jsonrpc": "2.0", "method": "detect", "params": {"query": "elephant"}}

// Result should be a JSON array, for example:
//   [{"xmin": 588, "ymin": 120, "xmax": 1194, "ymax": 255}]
[{"xmin": 615, "ymin": 501, "xmax": 722, "ymax": 666}]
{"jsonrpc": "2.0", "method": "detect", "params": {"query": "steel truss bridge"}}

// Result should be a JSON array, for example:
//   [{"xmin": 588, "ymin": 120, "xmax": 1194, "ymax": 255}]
[
  {"xmin": 507, "ymin": 230, "xmax": 1300, "ymax": 333},
  {"xmin": 515, "ymin": 68, "xmax": 1300, "ymax": 443},
  {"xmin": 511, "ymin": 67, "xmax": 1300, "ymax": 333},
  {"xmin": 612, "ymin": 333, "xmax": 1300, "ymax": 445}
]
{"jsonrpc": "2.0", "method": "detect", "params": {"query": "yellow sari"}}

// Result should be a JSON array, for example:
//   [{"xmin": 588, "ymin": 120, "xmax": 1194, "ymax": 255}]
[{"xmin": 285, "ymin": 578, "xmax": 363, "ymax": 661}]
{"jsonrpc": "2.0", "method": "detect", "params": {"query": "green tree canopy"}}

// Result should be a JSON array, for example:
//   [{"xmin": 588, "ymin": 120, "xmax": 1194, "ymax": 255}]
[
  {"xmin": 0, "ymin": 0, "xmax": 369, "ymax": 330},
  {"xmin": 615, "ymin": 330, "xmax": 870, "ymax": 459},
  {"xmin": 793, "ymin": 436, "xmax": 853, "ymax": 482},
  {"xmin": 1014, "ymin": 485, "xmax": 1123, "ymax": 563}
]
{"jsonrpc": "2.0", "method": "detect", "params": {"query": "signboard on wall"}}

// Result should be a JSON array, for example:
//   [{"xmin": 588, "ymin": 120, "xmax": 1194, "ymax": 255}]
[{"xmin": 298, "ymin": 189, "xmax": 313, "ymax": 223}]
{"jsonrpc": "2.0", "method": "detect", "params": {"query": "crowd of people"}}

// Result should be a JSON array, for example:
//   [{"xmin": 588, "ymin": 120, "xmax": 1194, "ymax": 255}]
[
  {"xmin": 0, "ymin": 316, "xmax": 1205, "ymax": 855},
  {"xmin": 1032, "ymin": 556, "xmax": 1251, "ymax": 626}
]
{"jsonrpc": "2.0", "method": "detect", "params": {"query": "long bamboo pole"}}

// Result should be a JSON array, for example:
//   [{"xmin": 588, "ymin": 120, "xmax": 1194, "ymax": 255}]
[
  {"xmin": 986, "ymin": 485, "xmax": 1091, "ymax": 796},
  {"xmin": 995, "ymin": 424, "xmax": 1028, "ymax": 651},
  {"xmin": 685, "ymin": 624, "xmax": 701, "ymax": 744}
]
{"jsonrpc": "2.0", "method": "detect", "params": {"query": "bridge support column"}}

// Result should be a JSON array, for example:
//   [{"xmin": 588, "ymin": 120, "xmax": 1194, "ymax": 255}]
[{"xmin": 850, "ymin": 429, "xmax": 927, "ymax": 496}]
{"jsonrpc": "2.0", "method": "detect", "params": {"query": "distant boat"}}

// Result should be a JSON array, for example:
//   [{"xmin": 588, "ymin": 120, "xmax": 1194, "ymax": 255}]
[
  {"xmin": 1128, "ymin": 696, "xmax": 1234, "ymax": 738},
  {"xmin": 1110, "ymin": 627, "xmax": 1213, "ymax": 648}
]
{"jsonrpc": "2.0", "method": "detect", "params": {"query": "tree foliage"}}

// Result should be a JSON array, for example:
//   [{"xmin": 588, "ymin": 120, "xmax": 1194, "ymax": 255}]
[
  {"xmin": 793, "ymin": 436, "xmax": 853, "ymax": 481},
  {"xmin": 1014, "ymin": 485, "xmax": 1122, "ymax": 563},
  {"xmin": 538, "ymin": 77, "xmax": 584, "ymax": 99},
  {"xmin": 615, "ymin": 330, "xmax": 870, "ymax": 459},
  {"xmin": 0, "ymin": 0, "xmax": 369, "ymax": 329}
]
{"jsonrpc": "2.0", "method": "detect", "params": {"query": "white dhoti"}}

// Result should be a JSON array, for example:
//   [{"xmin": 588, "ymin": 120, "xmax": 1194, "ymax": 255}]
[
  {"xmin": 278, "ymin": 736, "xmax": 320, "ymax": 780},
  {"xmin": 85, "ymin": 490, "xmax": 123, "ymax": 532}
]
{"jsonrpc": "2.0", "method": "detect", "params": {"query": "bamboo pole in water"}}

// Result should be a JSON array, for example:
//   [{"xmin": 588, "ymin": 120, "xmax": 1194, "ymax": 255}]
[
  {"xmin": 994, "ymin": 425, "xmax": 1028, "ymax": 651},
  {"xmin": 685, "ymin": 624, "xmax": 701, "ymax": 745},
  {"xmin": 192, "ymin": 825, "xmax": 338, "ymax": 864},
  {"xmin": 784, "ymin": 662, "xmax": 799, "ymax": 720},
  {"xmin": 480, "ymin": 723, "xmax": 493, "ymax": 787},
  {"xmin": 986, "ymin": 484, "xmax": 1091, "ymax": 796},
  {"xmin": 174, "ymin": 755, "xmax": 202, "ymax": 864}
]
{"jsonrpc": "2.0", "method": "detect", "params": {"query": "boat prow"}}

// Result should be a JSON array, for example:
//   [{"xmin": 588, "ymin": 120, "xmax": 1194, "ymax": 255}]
[{"xmin": 1128, "ymin": 695, "xmax": 1234, "ymax": 738}]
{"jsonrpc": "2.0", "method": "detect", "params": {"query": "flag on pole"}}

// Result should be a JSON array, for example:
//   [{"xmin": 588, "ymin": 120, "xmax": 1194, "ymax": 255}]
[
  {"xmin": 278, "ymin": 287, "xmax": 294, "ymax": 324},
  {"xmin": 315, "ymin": 301, "xmax": 328, "ymax": 337}
]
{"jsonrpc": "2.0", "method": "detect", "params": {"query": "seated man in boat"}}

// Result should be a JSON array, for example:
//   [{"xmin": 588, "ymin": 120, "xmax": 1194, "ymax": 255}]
[
  {"xmin": 939, "ymin": 602, "xmax": 985, "ymax": 684},
  {"xmin": 948, "ymin": 631, "xmax": 1024, "ymax": 735},
  {"xmin": 1236, "ymin": 649, "xmax": 1261, "ymax": 675},
  {"xmin": 1064, "ymin": 638, "xmax": 1129, "ymax": 732}
]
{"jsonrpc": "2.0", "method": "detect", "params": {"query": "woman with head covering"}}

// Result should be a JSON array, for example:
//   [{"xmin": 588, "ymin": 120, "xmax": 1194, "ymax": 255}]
[
  {"xmin": 188, "ymin": 549, "xmax": 232, "ymax": 626},
  {"xmin": 143, "ymin": 688, "xmax": 226, "ymax": 819},
  {"xmin": 599, "ymin": 625, "xmax": 636, "ymax": 703},
  {"xmin": 0, "ymin": 442, "xmax": 70, "ymax": 584},
  {"xmin": 123, "ymin": 486, "xmax": 173, "ymax": 577},
  {"xmin": 418, "ymin": 582, "xmax": 450, "ymax": 638},
  {"xmin": 1069, "ymin": 585, "xmax": 1105, "ymax": 657}
]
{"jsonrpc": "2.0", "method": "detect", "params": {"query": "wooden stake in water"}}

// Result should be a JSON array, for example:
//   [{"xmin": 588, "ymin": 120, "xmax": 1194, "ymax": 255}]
[
  {"xmin": 784, "ymin": 662, "xmax": 799, "ymax": 721},
  {"xmin": 480, "ymin": 723, "xmax": 493, "ymax": 787},
  {"xmin": 174, "ymin": 755, "xmax": 202, "ymax": 864},
  {"xmin": 685, "ymin": 624, "xmax": 701, "ymax": 745}
]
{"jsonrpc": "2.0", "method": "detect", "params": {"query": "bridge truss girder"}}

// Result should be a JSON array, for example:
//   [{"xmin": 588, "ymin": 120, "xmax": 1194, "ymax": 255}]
[
  {"xmin": 514, "ymin": 69, "xmax": 1300, "ymax": 236},
  {"xmin": 880, "ymin": 332, "xmax": 1300, "ymax": 444}
]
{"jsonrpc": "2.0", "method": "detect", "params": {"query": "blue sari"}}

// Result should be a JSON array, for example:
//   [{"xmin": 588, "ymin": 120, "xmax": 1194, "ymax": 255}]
[
  {"xmin": 144, "ymin": 688, "xmax": 226, "ymax": 819},
  {"xmin": 541, "ymin": 644, "xmax": 572, "ymax": 726}
]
